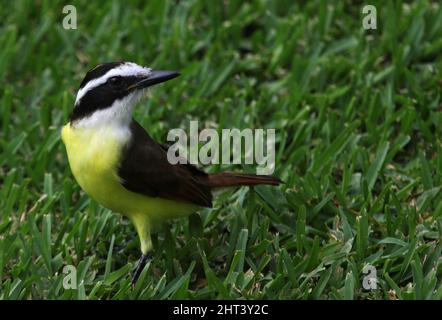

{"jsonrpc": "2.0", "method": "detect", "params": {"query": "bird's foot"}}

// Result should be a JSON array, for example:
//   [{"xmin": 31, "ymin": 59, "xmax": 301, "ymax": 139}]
[{"xmin": 131, "ymin": 252, "xmax": 152, "ymax": 288}]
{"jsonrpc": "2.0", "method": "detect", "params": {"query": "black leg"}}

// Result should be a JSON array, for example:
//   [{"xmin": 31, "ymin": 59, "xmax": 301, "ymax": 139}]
[{"xmin": 131, "ymin": 252, "xmax": 152, "ymax": 287}]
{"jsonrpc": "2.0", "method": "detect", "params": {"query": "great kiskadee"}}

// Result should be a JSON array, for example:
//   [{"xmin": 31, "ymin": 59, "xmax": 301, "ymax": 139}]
[{"xmin": 62, "ymin": 61, "xmax": 281, "ymax": 285}]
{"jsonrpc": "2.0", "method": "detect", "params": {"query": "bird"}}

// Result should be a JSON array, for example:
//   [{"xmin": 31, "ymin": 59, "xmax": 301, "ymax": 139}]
[{"xmin": 61, "ymin": 61, "xmax": 281, "ymax": 285}]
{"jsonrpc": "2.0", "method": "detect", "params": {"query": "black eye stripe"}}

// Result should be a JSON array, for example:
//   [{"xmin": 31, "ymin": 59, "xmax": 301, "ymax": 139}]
[
  {"xmin": 108, "ymin": 76, "xmax": 123, "ymax": 84},
  {"xmin": 107, "ymin": 76, "xmax": 125, "ymax": 88},
  {"xmin": 79, "ymin": 62, "xmax": 124, "ymax": 89},
  {"xmin": 71, "ymin": 75, "xmax": 141, "ymax": 122}
]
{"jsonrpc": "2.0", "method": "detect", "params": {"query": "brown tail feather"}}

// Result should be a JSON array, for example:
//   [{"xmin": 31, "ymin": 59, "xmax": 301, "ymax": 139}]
[{"xmin": 207, "ymin": 172, "xmax": 282, "ymax": 188}]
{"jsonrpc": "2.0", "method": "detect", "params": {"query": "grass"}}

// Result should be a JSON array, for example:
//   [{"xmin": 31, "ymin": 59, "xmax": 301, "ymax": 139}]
[{"xmin": 0, "ymin": 0, "xmax": 441, "ymax": 300}]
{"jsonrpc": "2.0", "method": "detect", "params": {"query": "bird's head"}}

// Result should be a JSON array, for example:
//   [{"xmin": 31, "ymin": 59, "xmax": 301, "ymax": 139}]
[{"xmin": 70, "ymin": 61, "xmax": 179, "ymax": 126}]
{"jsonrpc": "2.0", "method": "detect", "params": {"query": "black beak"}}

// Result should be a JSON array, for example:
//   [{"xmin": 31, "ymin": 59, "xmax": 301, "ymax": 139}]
[{"xmin": 129, "ymin": 70, "xmax": 180, "ymax": 90}]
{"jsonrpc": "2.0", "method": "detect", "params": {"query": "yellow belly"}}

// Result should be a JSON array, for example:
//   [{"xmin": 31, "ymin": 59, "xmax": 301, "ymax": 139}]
[{"xmin": 61, "ymin": 123, "xmax": 199, "ymax": 227}]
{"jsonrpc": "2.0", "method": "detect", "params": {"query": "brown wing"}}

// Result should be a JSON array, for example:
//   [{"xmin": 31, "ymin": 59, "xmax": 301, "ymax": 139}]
[{"xmin": 118, "ymin": 120, "xmax": 213, "ymax": 207}]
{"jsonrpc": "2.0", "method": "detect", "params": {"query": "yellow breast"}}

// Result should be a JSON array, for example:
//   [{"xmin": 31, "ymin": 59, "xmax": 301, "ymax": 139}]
[{"xmin": 61, "ymin": 123, "xmax": 198, "ymax": 225}]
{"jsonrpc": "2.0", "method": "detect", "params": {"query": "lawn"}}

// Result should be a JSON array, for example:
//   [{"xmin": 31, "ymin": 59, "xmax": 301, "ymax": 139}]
[{"xmin": 0, "ymin": 0, "xmax": 441, "ymax": 300}]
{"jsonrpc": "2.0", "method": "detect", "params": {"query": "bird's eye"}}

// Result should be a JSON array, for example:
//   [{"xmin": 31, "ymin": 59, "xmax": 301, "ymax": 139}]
[{"xmin": 108, "ymin": 76, "xmax": 123, "ymax": 88}]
